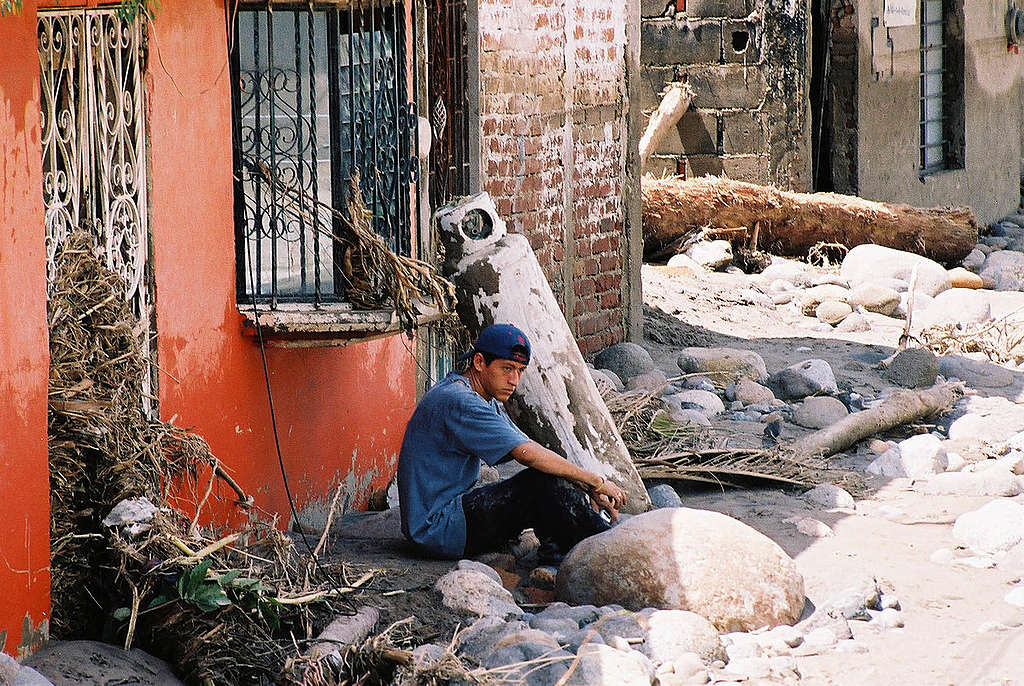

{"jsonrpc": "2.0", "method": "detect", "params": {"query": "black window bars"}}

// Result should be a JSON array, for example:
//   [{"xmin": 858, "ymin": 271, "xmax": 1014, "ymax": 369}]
[{"xmin": 230, "ymin": 3, "xmax": 414, "ymax": 306}]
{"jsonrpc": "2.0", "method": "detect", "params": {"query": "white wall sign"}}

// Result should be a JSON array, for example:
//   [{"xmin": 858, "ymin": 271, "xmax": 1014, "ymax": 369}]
[{"xmin": 884, "ymin": 0, "xmax": 917, "ymax": 27}]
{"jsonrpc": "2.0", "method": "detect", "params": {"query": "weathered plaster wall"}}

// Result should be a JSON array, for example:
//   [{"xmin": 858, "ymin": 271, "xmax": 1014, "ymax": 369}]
[
  {"xmin": 639, "ymin": 0, "xmax": 812, "ymax": 191},
  {"xmin": 147, "ymin": 0, "xmax": 418, "ymax": 529},
  {"xmin": 0, "ymin": 4, "xmax": 52, "ymax": 657},
  {"xmin": 855, "ymin": 1, "xmax": 1024, "ymax": 224},
  {"xmin": 476, "ymin": 0, "xmax": 640, "ymax": 354}
]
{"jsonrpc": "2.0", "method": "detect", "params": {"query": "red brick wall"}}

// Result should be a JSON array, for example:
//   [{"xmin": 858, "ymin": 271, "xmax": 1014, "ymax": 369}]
[{"xmin": 478, "ymin": 0, "xmax": 632, "ymax": 353}]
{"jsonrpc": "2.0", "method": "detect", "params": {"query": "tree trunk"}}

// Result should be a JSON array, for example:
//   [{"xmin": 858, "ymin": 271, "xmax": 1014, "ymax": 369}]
[
  {"xmin": 639, "ymin": 83, "xmax": 693, "ymax": 171},
  {"xmin": 643, "ymin": 176, "xmax": 978, "ymax": 265},
  {"xmin": 792, "ymin": 383, "xmax": 962, "ymax": 459}
]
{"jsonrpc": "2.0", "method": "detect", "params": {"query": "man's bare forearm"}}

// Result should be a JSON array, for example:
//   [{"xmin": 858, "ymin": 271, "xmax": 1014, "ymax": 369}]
[{"xmin": 508, "ymin": 441, "xmax": 601, "ymax": 490}]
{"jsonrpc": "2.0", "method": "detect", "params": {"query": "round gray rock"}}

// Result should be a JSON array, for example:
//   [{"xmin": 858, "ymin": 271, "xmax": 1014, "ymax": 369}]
[
  {"xmin": 792, "ymin": 396, "xmax": 849, "ymax": 428},
  {"xmin": 594, "ymin": 342, "xmax": 655, "ymax": 382},
  {"xmin": 768, "ymin": 359, "xmax": 838, "ymax": 399},
  {"xmin": 884, "ymin": 348, "xmax": 939, "ymax": 389},
  {"xmin": 24, "ymin": 641, "xmax": 184, "ymax": 686},
  {"xmin": 981, "ymin": 250, "xmax": 1024, "ymax": 291},
  {"xmin": 733, "ymin": 379, "xmax": 775, "ymax": 405},
  {"xmin": 555, "ymin": 508, "xmax": 805, "ymax": 632},
  {"xmin": 647, "ymin": 483, "xmax": 683, "ymax": 509},
  {"xmin": 625, "ymin": 369, "xmax": 668, "ymax": 394},
  {"xmin": 676, "ymin": 347, "xmax": 768, "ymax": 386}
]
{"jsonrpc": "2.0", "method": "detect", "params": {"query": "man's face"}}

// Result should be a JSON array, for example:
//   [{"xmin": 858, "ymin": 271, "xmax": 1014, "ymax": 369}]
[{"xmin": 474, "ymin": 354, "xmax": 527, "ymax": 402}]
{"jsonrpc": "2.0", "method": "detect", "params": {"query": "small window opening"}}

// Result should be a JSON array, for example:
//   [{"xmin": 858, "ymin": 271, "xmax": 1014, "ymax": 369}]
[{"xmin": 732, "ymin": 31, "xmax": 749, "ymax": 53}]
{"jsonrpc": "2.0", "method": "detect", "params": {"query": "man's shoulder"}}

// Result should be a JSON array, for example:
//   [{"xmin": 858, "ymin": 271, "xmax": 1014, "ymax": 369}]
[{"xmin": 419, "ymin": 373, "xmax": 478, "ymax": 411}]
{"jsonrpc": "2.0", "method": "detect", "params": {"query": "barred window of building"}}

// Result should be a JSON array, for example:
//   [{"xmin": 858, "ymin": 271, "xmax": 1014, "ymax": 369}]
[
  {"xmin": 230, "ymin": 3, "xmax": 413, "ymax": 306},
  {"xmin": 919, "ymin": 0, "xmax": 965, "ymax": 175}
]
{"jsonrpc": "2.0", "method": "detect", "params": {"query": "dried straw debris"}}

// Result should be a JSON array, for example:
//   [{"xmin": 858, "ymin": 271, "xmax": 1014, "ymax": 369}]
[
  {"xmin": 45, "ymin": 230, "xmax": 391, "ymax": 684},
  {"xmin": 602, "ymin": 385, "xmax": 863, "ymax": 493},
  {"xmin": 919, "ymin": 314, "xmax": 1024, "ymax": 365}
]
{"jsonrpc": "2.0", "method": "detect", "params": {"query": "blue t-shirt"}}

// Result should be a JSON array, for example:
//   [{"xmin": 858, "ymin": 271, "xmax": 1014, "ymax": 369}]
[{"xmin": 398, "ymin": 372, "xmax": 530, "ymax": 558}]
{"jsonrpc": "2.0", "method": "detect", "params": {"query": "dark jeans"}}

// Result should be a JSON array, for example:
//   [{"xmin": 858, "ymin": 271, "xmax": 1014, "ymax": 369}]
[{"xmin": 462, "ymin": 467, "xmax": 611, "ymax": 557}]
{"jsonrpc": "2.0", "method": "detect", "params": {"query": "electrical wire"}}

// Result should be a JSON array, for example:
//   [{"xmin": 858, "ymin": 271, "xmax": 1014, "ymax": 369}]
[{"xmin": 243, "ymin": 228, "xmax": 360, "ymax": 614}]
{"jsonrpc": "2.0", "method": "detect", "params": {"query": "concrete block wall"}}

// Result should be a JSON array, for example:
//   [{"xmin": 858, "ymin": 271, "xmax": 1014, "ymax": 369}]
[
  {"xmin": 478, "ymin": 0, "xmax": 637, "ymax": 354},
  {"xmin": 640, "ymin": 0, "xmax": 811, "ymax": 190}
]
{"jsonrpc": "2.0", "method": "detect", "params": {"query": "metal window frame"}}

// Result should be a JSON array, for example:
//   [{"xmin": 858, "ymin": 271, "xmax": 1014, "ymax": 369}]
[
  {"xmin": 230, "ymin": 2, "xmax": 414, "ymax": 308},
  {"xmin": 918, "ymin": 0, "xmax": 958, "ymax": 175}
]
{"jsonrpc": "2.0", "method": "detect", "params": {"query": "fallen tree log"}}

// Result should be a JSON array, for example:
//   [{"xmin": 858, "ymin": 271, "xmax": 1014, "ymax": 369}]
[
  {"xmin": 642, "ymin": 175, "xmax": 978, "ymax": 265},
  {"xmin": 792, "ymin": 382, "xmax": 963, "ymax": 459}
]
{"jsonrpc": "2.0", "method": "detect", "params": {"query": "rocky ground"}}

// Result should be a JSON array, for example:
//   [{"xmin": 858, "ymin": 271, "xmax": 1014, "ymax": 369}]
[{"xmin": 12, "ymin": 216, "xmax": 1024, "ymax": 685}]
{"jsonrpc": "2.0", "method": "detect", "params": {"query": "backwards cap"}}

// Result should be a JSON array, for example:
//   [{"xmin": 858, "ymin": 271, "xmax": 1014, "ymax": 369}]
[{"xmin": 457, "ymin": 323, "xmax": 531, "ymax": 365}]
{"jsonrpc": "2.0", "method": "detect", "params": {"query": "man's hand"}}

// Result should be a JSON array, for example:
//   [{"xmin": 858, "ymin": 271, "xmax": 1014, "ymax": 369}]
[
  {"xmin": 590, "ymin": 491, "xmax": 620, "ymax": 523},
  {"xmin": 589, "ymin": 477, "xmax": 626, "ymax": 523}
]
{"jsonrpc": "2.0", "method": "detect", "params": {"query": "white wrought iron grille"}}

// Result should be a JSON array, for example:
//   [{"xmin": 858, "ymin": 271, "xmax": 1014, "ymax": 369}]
[{"xmin": 39, "ymin": 8, "xmax": 155, "ymax": 414}]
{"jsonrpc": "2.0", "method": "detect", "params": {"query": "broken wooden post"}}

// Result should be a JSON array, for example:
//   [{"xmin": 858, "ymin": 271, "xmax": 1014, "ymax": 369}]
[
  {"xmin": 435, "ymin": 193, "xmax": 651, "ymax": 514},
  {"xmin": 639, "ymin": 82, "xmax": 694, "ymax": 171},
  {"xmin": 642, "ymin": 176, "xmax": 978, "ymax": 264}
]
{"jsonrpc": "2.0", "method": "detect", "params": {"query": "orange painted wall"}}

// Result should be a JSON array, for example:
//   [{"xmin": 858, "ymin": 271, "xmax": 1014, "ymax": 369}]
[
  {"xmin": 0, "ymin": 0, "xmax": 417, "ymax": 653},
  {"xmin": 0, "ymin": 4, "xmax": 52, "ymax": 656},
  {"xmin": 145, "ymin": 0, "xmax": 418, "ymax": 526}
]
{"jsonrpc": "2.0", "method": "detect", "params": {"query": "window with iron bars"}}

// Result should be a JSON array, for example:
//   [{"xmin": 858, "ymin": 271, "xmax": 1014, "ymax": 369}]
[
  {"xmin": 919, "ymin": 0, "xmax": 964, "ymax": 175},
  {"xmin": 230, "ymin": 2, "xmax": 414, "ymax": 306}
]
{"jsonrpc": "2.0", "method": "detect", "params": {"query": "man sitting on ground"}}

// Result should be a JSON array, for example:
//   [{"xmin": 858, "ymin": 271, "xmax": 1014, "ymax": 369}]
[{"xmin": 398, "ymin": 323, "xmax": 626, "ymax": 563}]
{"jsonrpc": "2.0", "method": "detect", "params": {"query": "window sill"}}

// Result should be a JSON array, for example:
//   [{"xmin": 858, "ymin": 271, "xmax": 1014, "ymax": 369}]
[{"xmin": 240, "ymin": 302, "xmax": 442, "ymax": 347}]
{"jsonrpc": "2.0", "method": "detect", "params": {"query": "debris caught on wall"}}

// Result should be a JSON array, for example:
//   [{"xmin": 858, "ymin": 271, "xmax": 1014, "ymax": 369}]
[
  {"xmin": 46, "ymin": 231, "xmax": 365, "ymax": 683},
  {"xmin": 247, "ymin": 162, "xmax": 455, "ymax": 333}
]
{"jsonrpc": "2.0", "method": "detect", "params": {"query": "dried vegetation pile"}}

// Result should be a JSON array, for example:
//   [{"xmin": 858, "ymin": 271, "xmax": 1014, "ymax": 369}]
[{"xmin": 46, "ymin": 231, "xmax": 388, "ymax": 684}]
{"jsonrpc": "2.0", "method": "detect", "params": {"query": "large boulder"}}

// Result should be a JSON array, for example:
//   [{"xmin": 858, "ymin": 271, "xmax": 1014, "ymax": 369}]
[
  {"xmin": 768, "ymin": 359, "xmax": 838, "ymax": 399},
  {"xmin": 980, "ymin": 250, "xmax": 1024, "ymax": 291},
  {"xmin": 594, "ymin": 342, "xmax": 655, "ymax": 382},
  {"xmin": 916, "ymin": 289, "xmax": 992, "ymax": 330},
  {"xmin": 555, "ymin": 508, "xmax": 805, "ymax": 632},
  {"xmin": 676, "ymin": 347, "xmax": 768, "ymax": 386},
  {"xmin": 952, "ymin": 498, "xmax": 1024, "ymax": 556},
  {"xmin": 24, "ymin": 641, "xmax": 184, "ymax": 686},
  {"xmin": 840, "ymin": 244, "xmax": 951, "ymax": 297}
]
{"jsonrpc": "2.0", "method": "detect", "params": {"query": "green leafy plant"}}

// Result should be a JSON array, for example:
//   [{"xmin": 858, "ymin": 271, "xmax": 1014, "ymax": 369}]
[
  {"xmin": 0, "ymin": 0, "xmax": 23, "ymax": 17},
  {"xmin": 116, "ymin": 0, "xmax": 159, "ymax": 22},
  {"xmin": 0, "ymin": 1, "xmax": 158, "ymax": 20},
  {"xmin": 113, "ymin": 561, "xmax": 281, "ymax": 627}
]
